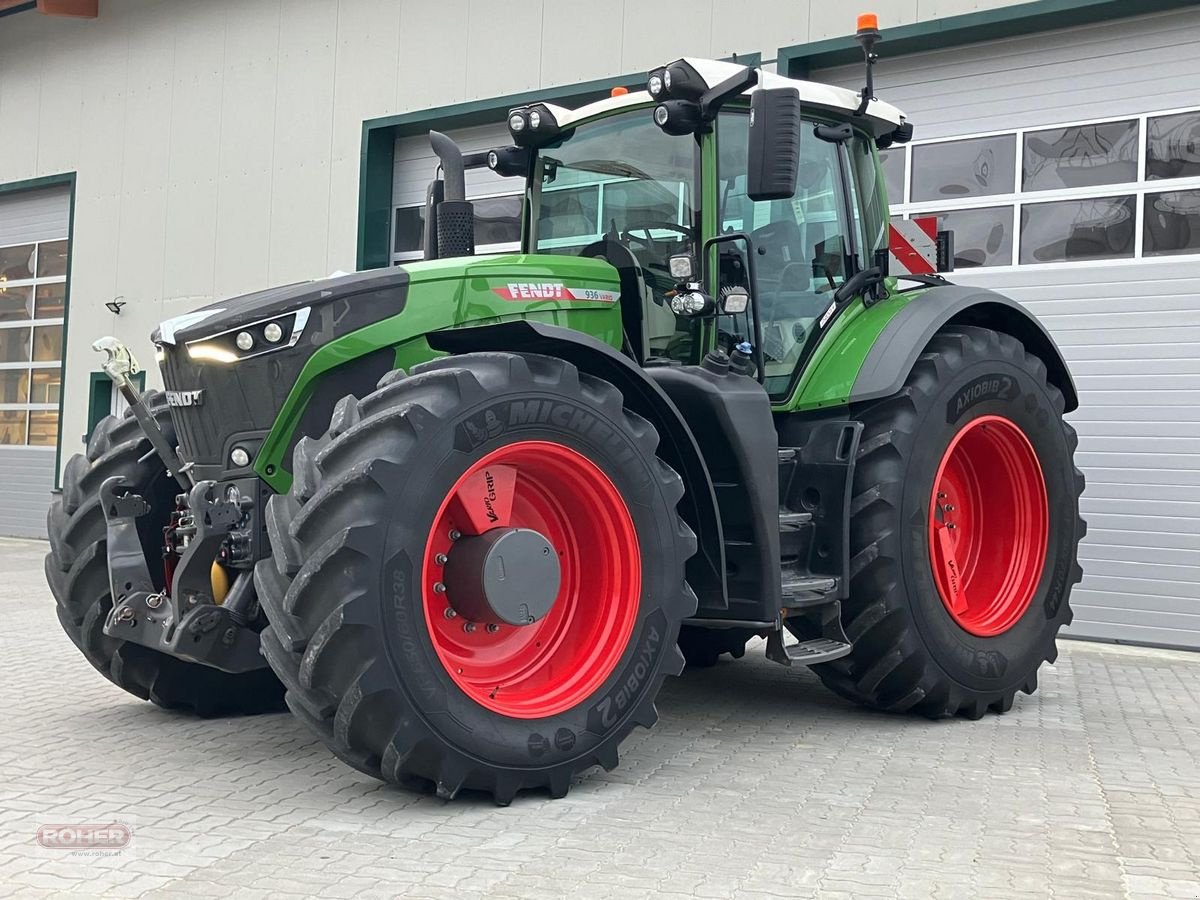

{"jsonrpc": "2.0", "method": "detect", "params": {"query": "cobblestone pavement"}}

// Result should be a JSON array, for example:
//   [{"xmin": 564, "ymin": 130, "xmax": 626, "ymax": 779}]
[{"xmin": 2, "ymin": 537, "xmax": 1198, "ymax": 899}]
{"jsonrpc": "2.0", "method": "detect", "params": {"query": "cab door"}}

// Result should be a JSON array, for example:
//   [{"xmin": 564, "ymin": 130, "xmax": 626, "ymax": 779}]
[{"xmin": 714, "ymin": 110, "xmax": 865, "ymax": 399}]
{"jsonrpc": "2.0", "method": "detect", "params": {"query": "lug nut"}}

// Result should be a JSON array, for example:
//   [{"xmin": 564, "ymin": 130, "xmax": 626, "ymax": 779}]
[
  {"xmin": 463, "ymin": 622, "xmax": 476, "ymax": 633},
  {"xmin": 486, "ymin": 623, "xmax": 500, "ymax": 633},
  {"xmin": 449, "ymin": 529, "xmax": 462, "ymax": 541},
  {"xmin": 443, "ymin": 607, "xmax": 457, "ymax": 619},
  {"xmin": 433, "ymin": 582, "xmax": 446, "ymax": 594},
  {"xmin": 435, "ymin": 553, "xmax": 448, "ymax": 565},
  {"xmin": 945, "ymin": 505, "xmax": 955, "ymax": 511}
]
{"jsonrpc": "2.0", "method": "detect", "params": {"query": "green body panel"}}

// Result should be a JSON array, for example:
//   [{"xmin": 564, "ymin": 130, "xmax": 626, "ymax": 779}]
[
  {"xmin": 255, "ymin": 253, "xmax": 624, "ymax": 492},
  {"xmin": 777, "ymin": 279, "xmax": 929, "ymax": 413}
]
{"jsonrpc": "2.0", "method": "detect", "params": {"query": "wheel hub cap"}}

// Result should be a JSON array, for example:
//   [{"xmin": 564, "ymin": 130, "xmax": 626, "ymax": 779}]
[{"xmin": 443, "ymin": 527, "xmax": 562, "ymax": 626}]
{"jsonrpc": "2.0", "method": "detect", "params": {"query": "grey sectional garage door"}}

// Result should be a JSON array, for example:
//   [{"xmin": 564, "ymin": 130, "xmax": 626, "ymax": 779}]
[
  {"xmin": 816, "ymin": 7, "xmax": 1200, "ymax": 648},
  {"xmin": 0, "ymin": 185, "xmax": 70, "ymax": 540}
]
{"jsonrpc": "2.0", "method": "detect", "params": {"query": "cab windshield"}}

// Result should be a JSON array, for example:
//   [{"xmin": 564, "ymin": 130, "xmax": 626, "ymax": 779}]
[{"xmin": 529, "ymin": 108, "xmax": 700, "ymax": 361}]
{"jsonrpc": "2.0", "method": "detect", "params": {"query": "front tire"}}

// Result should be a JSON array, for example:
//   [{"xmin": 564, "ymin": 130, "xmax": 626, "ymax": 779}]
[
  {"xmin": 256, "ymin": 353, "xmax": 697, "ymax": 803},
  {"xmin": 45, "ymin": 393, "xmax": 285, "ymax": 716},
  {"xmin": 815, "ymin": 326, "xmax": 1085, "ymax": 718}
]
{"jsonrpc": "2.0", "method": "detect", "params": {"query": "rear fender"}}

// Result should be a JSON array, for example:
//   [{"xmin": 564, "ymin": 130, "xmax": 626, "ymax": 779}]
[
  {"xmin": 429, "ymin": 321, "xmax": 729, "ymax": 608},
  {"xmin": 852, "ymin": 286, "xmax": 1078, "ymax": 411}
]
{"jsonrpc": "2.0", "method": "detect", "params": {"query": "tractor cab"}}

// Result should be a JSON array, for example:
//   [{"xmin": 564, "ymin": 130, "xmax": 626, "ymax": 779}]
[{"xmin": 426, "ymin": 53, "xmax": 912, "ymax": 401}]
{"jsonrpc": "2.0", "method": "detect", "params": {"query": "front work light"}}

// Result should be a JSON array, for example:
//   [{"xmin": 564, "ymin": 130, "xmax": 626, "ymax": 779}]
[
  {"xmin": 653, "ymin": 100, "xmax": 703, "ymax": 136},
  {"xmin": 720, "ymin": 286, "xmax": 750, "ymax": 314},
  {"xmin": 507, "ymin": 104, "xmax": 562, "ymax": 148}
]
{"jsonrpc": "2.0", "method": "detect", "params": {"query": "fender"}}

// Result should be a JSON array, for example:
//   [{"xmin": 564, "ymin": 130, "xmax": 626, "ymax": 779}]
[
  {"xmin": 428, "ymin": 320, "xmax": 729, "ymax": 608},
  {"xmin": 853, "ymin": 285, "xmax": 1079, "ymax": 412}
]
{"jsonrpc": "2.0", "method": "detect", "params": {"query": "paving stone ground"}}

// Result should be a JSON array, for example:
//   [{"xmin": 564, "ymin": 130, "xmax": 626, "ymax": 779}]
[{"xmin": 1, "ymin": 536, "xmax": 1198, "ymax": 899}]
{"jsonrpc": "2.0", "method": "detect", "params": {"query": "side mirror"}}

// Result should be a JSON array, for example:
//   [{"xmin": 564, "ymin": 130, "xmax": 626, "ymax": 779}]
[{"xmin": 747, "ymin": 87, "xmax": 802, "ymax": 201}]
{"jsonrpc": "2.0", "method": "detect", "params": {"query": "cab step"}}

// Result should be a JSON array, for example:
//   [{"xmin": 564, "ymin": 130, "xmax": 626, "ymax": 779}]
[
  {"xmin": 781, "ymin": 575, "xmax": 839, "ymax": 606},
  {"xmin": 765, "ymin": 633, "xmax": 852, "ymax": 666}
]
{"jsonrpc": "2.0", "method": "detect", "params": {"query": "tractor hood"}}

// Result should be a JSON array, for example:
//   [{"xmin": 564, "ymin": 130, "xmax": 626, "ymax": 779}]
[
  {"xmin": 154, "ymin": 253, "xmax": 623, "ymax": 486},
  {"xmin": 153, "ymin": 254, "xmax": 621, "ymax": 346}
]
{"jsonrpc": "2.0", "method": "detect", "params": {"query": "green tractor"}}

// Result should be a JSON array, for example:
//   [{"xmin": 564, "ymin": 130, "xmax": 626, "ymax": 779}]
[{"xmin": 47, "ymin": 26, "xmax": 1084, "ymax": 804}]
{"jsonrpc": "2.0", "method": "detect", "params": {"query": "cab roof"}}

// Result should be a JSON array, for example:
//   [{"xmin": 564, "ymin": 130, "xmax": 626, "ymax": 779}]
[{"xmin": 531, "ymin": 58, "xmax": 906, "ymax": 139}]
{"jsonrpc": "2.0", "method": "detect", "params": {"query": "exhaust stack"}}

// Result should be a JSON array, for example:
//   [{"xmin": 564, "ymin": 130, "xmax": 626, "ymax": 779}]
[{"xmin": 428, "ymin": 130, "xmax": 474, "ymax": 259}]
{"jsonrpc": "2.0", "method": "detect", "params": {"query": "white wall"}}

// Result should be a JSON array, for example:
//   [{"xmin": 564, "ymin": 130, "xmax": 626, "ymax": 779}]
[{"xmin": 0, "ymin": 0, "xmax": 1031, "ymax": 473}]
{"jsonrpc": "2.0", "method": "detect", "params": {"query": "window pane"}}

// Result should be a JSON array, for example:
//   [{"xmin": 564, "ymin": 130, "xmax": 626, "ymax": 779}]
[
  {"xmin": 0, "ymin": 244, "xmax": 34, "ymax": 281},
  {"xmin": 1019, "ymin": 196, "xmax": 1135, "ymax": 264},
  {"xmin": 916, "ymin": 206, "xmax": 1013, "ymax": 268},
  {"xmin": 602, "ymin": 180, "xmax": 680, "ymax": 231},
  {"xmin": 538, "ymin": 185, "xmax": 600, "ymax": 244},
  {"xmin": 879, "ymin": 149, "xmax": 905, "ymax": 205},
  {"xmin": 1144, "ymin": 190, "xmax": 1200, "ymax": 256},
  {"xmin": 393, "ymin": 206, "xmax": 425, "ymax": 254},
  {"xmin": 0, "ymin": 327, "xmax": 31, "ymax": 363},
  {"xmin": 911, "ymin": 135, "xmax": 1016, "ymax": 202},
  {"xmin": 0, "ymin": 410, "xmax": 26, "ymax": 445},
  {"xmin": 32, "ymin": 325, "xmax": 62, "ymax": 362},
  {"xmin": 1023, "ymin": 120, "xmax": 1137, "ymax": 191},
  {"xmin": 27, "ymin": 410, "xmax": 57, "ymax": 446},
  {"xmin": 30, "ymin": 369, "xmax": 60, "ymax": 404},
  {"xmin": 0, "ymin": 370, "xmax": 29, "ymax": 404},
  {"xmin": 36, "ymin": 239, "xmax": 68, "ymax": 277},
  {"xmin": 1147, "ymin": 111, "xmax": 1200, "ymax": 180},
  {"xmin": 473, "ymin": 196, "xmax": 522, "ymax": 246},
  {"xmin": 0, "ymin": 286, "xmax": 33, "ymax": 321},
  {"xmin": 34, "ymin": 283, "xmax": 65, "ymax": 319}
]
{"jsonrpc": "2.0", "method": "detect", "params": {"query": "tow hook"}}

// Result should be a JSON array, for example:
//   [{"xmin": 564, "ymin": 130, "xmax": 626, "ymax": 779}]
[{"xmin": 92, "ymin": 336, "xmax": 193, "ymax": 487}]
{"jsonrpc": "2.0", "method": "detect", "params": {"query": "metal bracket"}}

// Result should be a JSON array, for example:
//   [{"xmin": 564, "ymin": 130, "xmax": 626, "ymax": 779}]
[{"xmin": 100, "ymin": 476, "xmax": 266, "ymax": 673}]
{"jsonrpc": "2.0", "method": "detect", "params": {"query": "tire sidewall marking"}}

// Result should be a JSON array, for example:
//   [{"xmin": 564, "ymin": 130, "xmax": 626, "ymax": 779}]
[
  {"xmin": 376, "ymin": 388, "xmax": 682, "ymax": 769},
  {"xmin": 900, "ymin": 356, "xmax": 1077, "ymax": 690}
]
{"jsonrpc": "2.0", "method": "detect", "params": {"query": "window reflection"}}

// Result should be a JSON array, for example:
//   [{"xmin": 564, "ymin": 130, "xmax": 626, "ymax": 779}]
[
  {"xmin": 1144, "ymin": 190, "xmax": 1200, "ymax": 256},
  {"xmin": 911, "ymin": 135, "xmax": 1016, "ymax": 201},
  {"xmin": 1020, "ymin": 196, "xmax": 1135, "ymax": 263},
  {"xmin": 1147, "ymin": 112, "xmax": 1200, "ymax": 181},
  {"xmin": 0, "ymin": 244, "xmax": 34, "ymax": 282},
  {"xmin": 1023, "ymin": 120, "xmax": 1137, "ymax": 191}
]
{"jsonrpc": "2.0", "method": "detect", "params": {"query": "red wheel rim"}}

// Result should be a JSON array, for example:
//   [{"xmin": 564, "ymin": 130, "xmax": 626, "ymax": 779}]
[
  {"xmin": 421, "ymin": 440, "xmax": 641, "ymax": 719},
  {"xmin": 928, "ymin": 415, "xmax": 1048, "ymax": 637}
]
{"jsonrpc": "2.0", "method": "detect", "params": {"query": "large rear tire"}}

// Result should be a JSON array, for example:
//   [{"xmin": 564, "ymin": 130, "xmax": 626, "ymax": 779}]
[
  {"xmin": 814, "ymin": 326, "xmax": 1085, "ymax": 718},
  {"xmin": 45, "ymin": 392, "xmax": 285, "ymax": 716},
  {"xmin": 256, "ymin": 353, "xmax": 696, "ymax": 803}
]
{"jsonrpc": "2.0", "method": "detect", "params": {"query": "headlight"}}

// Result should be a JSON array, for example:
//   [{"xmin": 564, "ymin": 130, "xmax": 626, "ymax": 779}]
[
  {"xmin": 528, "ymin": 110, "xmax": 541, "ymax": 129},
  {"xmin": 670, "ymin": 291, "xmax": 713, "ymax": 316},
  {"xmin": 508, "ymin": 113, "xmax": 526, "ymax": 133},
  {"xmin": 186, "ymin": 307, "xmax": 310, "ymax": 365},
  {"xmin": 647, "ymin": 73, "xmax": 664, "ymax": 97}
]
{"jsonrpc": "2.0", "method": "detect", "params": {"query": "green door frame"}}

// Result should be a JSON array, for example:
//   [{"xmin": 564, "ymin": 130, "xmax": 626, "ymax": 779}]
[
  {"xmin": 356, "ymin": 55, "xmax": 761, "ymax": 271},
  {"xmin": 777, "ymin": 0, "xmax": 1200, "ymax": 77},
  {"xmin": 0, "ymin": 171, "xmax": 77, "ymax": 491}
]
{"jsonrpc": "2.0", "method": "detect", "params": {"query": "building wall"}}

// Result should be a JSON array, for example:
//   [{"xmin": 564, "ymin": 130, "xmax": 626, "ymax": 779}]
[{"xmin": 0, "ymin": 0, "xmax": 1032, "ymax": 475}]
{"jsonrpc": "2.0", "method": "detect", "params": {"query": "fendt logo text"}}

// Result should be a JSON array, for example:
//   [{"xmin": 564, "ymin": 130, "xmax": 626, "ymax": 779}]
[{"xmin": 37, "ymin": 824, "xmax": 132, "ymax": 850}]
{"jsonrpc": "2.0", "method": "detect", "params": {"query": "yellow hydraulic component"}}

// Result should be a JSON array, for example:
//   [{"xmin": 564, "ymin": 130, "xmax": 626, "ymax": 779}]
[{"xmin": 211, "ymin": 562, "xmax": 230, "ymax": 605}]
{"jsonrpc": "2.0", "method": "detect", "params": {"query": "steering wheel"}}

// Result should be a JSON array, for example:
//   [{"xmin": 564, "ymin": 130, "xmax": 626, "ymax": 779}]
[{"xmin": 620, "ymin": 222, "xmax": 695, "ymax": 257}]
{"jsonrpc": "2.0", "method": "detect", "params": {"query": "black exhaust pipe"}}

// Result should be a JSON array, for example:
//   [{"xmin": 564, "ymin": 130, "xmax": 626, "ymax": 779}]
[{"xmin": 429, "ymin": 130, "xmax": 474, "ymax": 258}]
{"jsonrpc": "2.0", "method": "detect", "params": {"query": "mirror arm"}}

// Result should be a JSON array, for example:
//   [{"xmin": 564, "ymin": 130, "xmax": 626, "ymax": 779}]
[{"xmin": 698, "ymin": 67, "xmax": 759, "ymax": 119}]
